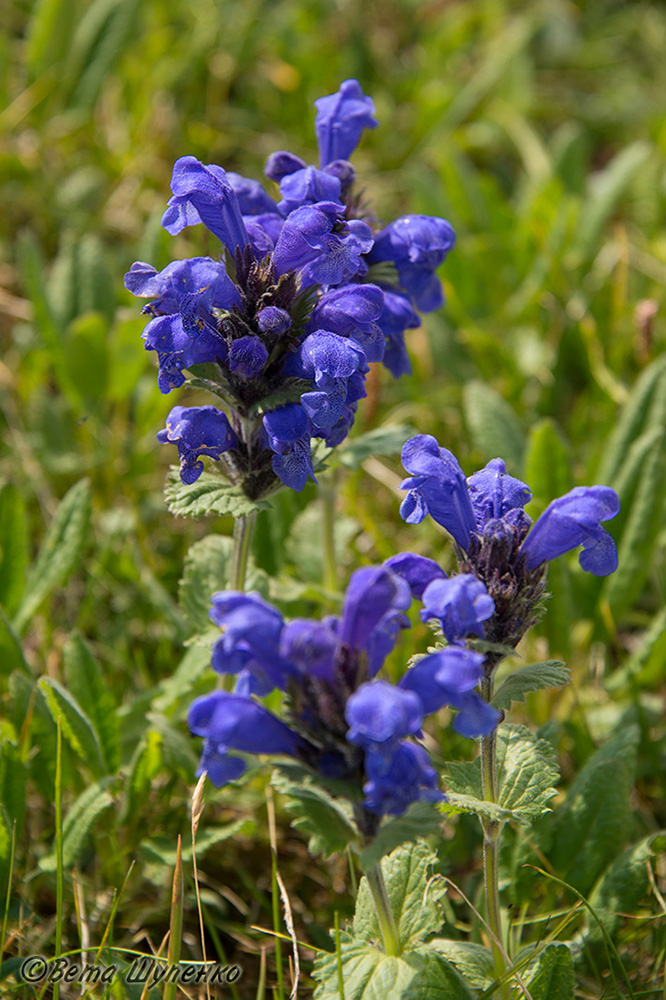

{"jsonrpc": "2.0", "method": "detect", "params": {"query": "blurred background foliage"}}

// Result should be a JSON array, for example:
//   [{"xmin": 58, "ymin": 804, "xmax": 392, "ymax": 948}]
[{"xmin": 1, "ymin": 0, "xmax": 665, "ymax": 996}]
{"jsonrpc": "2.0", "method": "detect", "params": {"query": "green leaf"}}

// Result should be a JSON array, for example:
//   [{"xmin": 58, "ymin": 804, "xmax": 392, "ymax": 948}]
[
  {"xmin": 285, "ymin": 502, "xmax": 361, "ymax": 582},
  {"xmin": 63, "ymin": 311, "xmax": 109, "ymax": 405},
  {"xmin": 39, "ymin": 779, "xmax": 114, "ymax": 872},
  {"xmin": 140, "ymin": 819, "xmax": 255, "ymax": 865},
  {"xmin": 151, "ymin": 645, "xmax": 211, "ymax": 715},
  {"xmin": 548, "ymin": 725, "xmax": 639, "ymax": 895},
  {"xmin": 444, "ymin": 724, "xmax": 559, "ymax": 824},
  {"xmin": 523, "ymin": 419, "xmax": 573, "ymax": 504},
  {"xmin": 13, "ymin": 479, "xmax": 92, "ymax": 636},
  {"xmin": 577, "ymin": 141, "xmax": 652, "ymax": 263},
  {"xmin": 164, "ymin": 467, "xmax": 272, "ymax": 519},
  {"xmin": 354, "ymin": 841, "xmax": 445, "ymax": 949},
  {"xmin": 66, "ymin": 0, "xmax": 141, "ymax": 110},
  {"xmin": 492, "ymin": 661, "xmax": 569, "ymax": 711},
  {"xmin": 38, "ymin": 676, "xmax": 107, "ymax": 778},
  {"xmin": 360, "ymin": 802, "xmax": 442, "ymax": 873},
  {"xmin": 122, "ymin": 730, "xmax": 163, "ymax": 823},
  {"xmin": 602, "ymin": 429, "xmax": 666, "ymax": 621},
  {"xmin": 463, "ymin": 380, "xmax": 525, "ymax": 472},
  {"xmin": 0, "ymin": 608, "xmax": 31, "ymax": 678},
  {"xmin": 179, "ymin": 535, "xmax": 233, "ymax": 632},
  {"xmin": 63, "ymin": 633, "xmax": 120, "ymax": 773},
  {"xmin": 403, "ymin": 947, "xmax": 477, "ymax": 999},
  {"xmin": 587, "ymin": 831, "xmax": 666, "ymax": 942},
  {"xmin": 523, "ymin": 942, "xmax": 574, "ymax": 1000},
  {"xmin": 597, "ymin": 353, "xmax": 666, "ymax": 486},
  {"xmin": 607, "ymin": 604, "xmax": 666, "ymax": 691},
  {"xmin": 0, "ymin": 484, "xmax": 29, "ymax": 616},
  {"xmin": 0, "ymin": 741, "xmax": 27, "ymax": 838},
  {"xmin": 428, "ymin": 940, "xmax": 494, "ymax": 989},
  {"xmin": 271, "ymin": 766, "xmax": 360, "ymax": 858},
  {"xmin": 337, "ymin": 424, "xmax": 415, "ymax": 470}
]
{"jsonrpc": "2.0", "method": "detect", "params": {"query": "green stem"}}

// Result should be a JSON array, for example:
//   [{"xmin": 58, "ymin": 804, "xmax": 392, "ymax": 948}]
[
  {"xmin": 480, "ymin": 675, "xmax": 508, "ymax": 999},
  {"xmin": 365, "ymin": 865, "xmax": 400, "ymax": 957},
  {"xmin": 320, "ymin": 471, "xmax": 338, "ymax": 594},
  {"xmin": 229, "ymin": 512, "xmax": 256, "ymax": 591}
]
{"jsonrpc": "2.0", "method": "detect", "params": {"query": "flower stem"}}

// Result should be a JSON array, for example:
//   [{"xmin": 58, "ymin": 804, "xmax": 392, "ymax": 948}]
[
  {"xmin": 365, "ymin": 864, "xmax": 401, "ymax": 957},
  {"xmin": 230, "ymin": 512, "xmax": 256, "ymax": 591},
  {"xmin": 480, "ymin": 675, "xmax": 508, "ymax": 998}
]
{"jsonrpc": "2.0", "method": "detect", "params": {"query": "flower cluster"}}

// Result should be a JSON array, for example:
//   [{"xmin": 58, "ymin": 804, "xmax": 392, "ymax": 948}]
[
  {"xmin": 189, "ymin": 564, "xmax": 497, "ymax": 828},
  {"xmin": 395, "ymin": 435, "xmax": 620, "ymax": 652},
  {"xmin": 126, "ymin": 81, "xmax": 455, "ymax": 500}
]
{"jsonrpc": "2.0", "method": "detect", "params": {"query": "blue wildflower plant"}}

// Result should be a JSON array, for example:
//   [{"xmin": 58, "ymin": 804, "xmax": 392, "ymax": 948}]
[
  {"xmin": 125, "ymin": 81, "xmax": 456, "ymax": 509},
  {"xmin": 396, "ymin": 434, "xmax": 620, "ymax": 657},
  {"xmin": 188, "ymin": 563, "xmax": 498, "ymax": 844}
]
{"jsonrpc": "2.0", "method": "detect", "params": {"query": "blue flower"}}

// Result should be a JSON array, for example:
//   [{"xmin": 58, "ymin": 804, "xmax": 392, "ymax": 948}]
[
  {"xmin": 368, "ymin": 215, "xmax": 456, "ymax": 312},
  {"xmin": 314, "ymin": 79, "xmax": 378, "ymax": 167},
  {"xmin": 161, "ymin": 156, "xmax": 251, "ymax": 256},
  {"xmin": 376, "ymin": 291, "xmax": 420, "ymax": 378},
  {"xmin": 289, "ymin": 331, "xmax": 368, "ymax": 429},
  {"xmin": 399, "ymin": 648, "xmax": 500, "ymax": 737},
  {"xmin": 307, "ymin": 283, "xmax": 386, "ymax": 363},
  {"xmin": 209, "ymin": 591, "xmax": 294, "ymax": 696},
  {"xmin": 189, "ymin": 691, "xmax": 303, "ymax": 756},
  {"xmin": 399, "ymin": 435, "xmax": 477, "ymax": 548},
  {"xmin": 521, "ymin": 486, "xmax": 620, "ymax": 576},
  {"xmin": 277, "ymin": 165, "xmax": 342, "ymax": 215},
  {"xmin": 467, "ymin": 459, "xmax": 532, "ymax": 528},
  {"xmin": 262, "ymin": 404, "xmax": 315, "ymax": 492},
  {"xmin": 228, "ymin": 335, "xmax": 269, "ymax": 379},
  {"xmin": 420, "ymin": 574, "xmax": 495, "ymax": 643},
  {"xmin": 384, "ymin": 552, "xmax": 447, "ymax": 599},
  {"xmin": 156, "ymin": 405, "xmax": 237, "ymax": 484},
  {"xmin": 362, "ymin": 742, "xmax": 442, "ymax": 816}
]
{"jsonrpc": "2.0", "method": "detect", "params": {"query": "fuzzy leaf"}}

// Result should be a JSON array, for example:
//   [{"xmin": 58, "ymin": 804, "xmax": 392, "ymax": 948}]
[
  {"xmin": 38, "ymin": 676, "xmax": 107, "ymax": 778},
  {"xmin": 13, "ymin": 479, "xmax": 92, "ymax": 635},
  {"xmin": 354, "ymin": 841, "xmax": 445, "ymax": 948},
  {"xmin": 63, "ymin": 633, "xmax": 120, "ymax": 773},
  {"xmin": 164, "ymin": 467, "xmax": 272, "ymax": 519},
  {"xmin": 523, "ymin": 943, "xmax": 574, "ymax": 1000},
  {"xmin": 428, "ymin": 940, "xmax": 495, "ymax": 989},
  {"xmin": 463, "ymin": 380, "xmax": 525, "ymax": 472},
  {"xmin": 337, "ymin": 424, "xmax": 416, "ymax": 470},
  {"xmin": 179, "ymin": 534, "xmax": 268, "ymax": 633},
  {"xmin": 548, "ymin": 725, "xmax": 639, "ymax": 894},
  {"xmin": 492, "ymin": 661, "xmax": 569, "ymax": 711},
  {"xmin": 285, "ymin": 502, "xmax": 361, "ymax": 582},
  {"xmin": 271, "ymin": 766, "xmax": 359, "ymax": 858},
  {"xmin": 440, "ymin": 792, "xmax": 514, "ymax": 824}
]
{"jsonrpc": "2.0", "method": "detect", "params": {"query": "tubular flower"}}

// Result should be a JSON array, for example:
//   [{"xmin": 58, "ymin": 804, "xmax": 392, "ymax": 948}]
[
  {"xmin": 190, "ymin": 564, "xmax": 497, "ymax": 825},
  {"xmin": 397, "ymin": 434, "xmax": 620, "ymax": 650},
  {"xmin": 127, "ymin": 83, "xmax": 456, "ymax": 503}
]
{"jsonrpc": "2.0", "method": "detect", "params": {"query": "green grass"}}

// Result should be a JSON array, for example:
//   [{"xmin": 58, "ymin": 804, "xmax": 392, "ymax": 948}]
[{"xmin": 1, "ymin": 0, "xmax": 666, "ymax": 996}]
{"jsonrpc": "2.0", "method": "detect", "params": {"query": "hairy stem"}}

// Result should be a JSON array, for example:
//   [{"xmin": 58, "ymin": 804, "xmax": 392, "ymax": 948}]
[
  {"xmin": 365, "ymin": 864, "xmax": 401, "ymax": 957},
  {"xmin": 480, "ymin": 675, "xmax": 508, "ymax": 998},
  {"xmin": 230, "ymin": 512, "xmax": 256, "ymax": 591}
]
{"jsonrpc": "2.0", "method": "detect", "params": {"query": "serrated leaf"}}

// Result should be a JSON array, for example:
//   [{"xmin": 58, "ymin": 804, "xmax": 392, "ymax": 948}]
[
  {"xmin": 463, "ymin": 380, "xmax": 525, "ymax": 472},
  {"xmin": 360, "ymin": 801, "xmax": 442, "ymax": 872},
  {"xmin": 178, "ymin": 534, "xmax": 269, "ymax": 633},
  {"xmin": 164, "ymin": 467, "xmax": 272, "ymax": 519},
  {"xmin": 63, "ymin": 633, "xmax": 120, "ymax": 773},
  {"xmin": 0, "ymin": 484, "xmax": 29, "ymax": 616},
  {"xmin": 314, "ymin": 939, "xmax": 474, "ymax": 1000},
  {"xmin": 13, "ymin": 479, "xmax": 92, "ymax": 636},
  {"xmin": 354, "ymin": 841, "xmax": 445, "ymax": 948},
  {"xmin": 428, "ymin": 940, "xmax": 495, "ymax": 989},
  {"xmin": 38, "ymin": 676, "xmax": 107, "ymax": 778},
  {"xmin": 444, "ymin": 725, "xmax": 559, "ymax": 824},
  {"xmin": 492, "ymin": 661, "xmax": 569, "ymax": 711},
  {"xmin": 337, "ymin": 424, "xmax": 415, "ymax": 470},
  {"xmin": 523, "ymin": 942, "xmax": 574, "ymax": 1000},
  {"xmin": 549, "ymin": 725, "xmax": 639, "ymax": 895},
  {"xmin": 271, "ymin": 766, "xmax": 359, "ymax": 858},
  {"xmin": 39, "ymin": 779, "xmax": 114, "ymax": 872},
  {"xmin": 587, "ymin": 831, "xmax": 666, "ymax": 942},
  {"xmin": 496, "ymin": 724, "xmax": 559, "ymax": 818}
]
